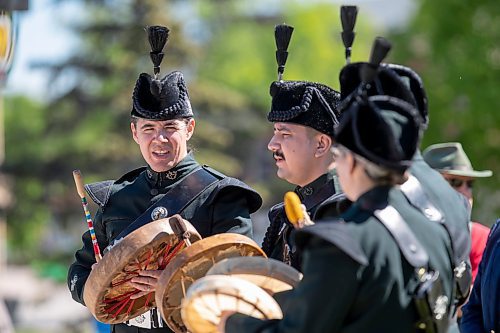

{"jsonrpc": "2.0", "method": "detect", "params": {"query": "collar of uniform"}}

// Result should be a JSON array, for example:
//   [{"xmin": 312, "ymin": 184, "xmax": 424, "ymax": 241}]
[
  {"xmin": 295, "ymin": 169, "xmax": 337, "ymax": 207},
  {"xmin": 146, "ymin": 152, "xmax": 199, "ymax": 188},
  {"xmin": 354, "ymin": 185, "xmax": 392, "ymax": 213}
]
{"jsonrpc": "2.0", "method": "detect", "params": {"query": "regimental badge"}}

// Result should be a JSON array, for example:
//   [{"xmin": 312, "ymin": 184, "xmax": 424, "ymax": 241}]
[
  {"xmin": 303, "ymin": 187, "xmax": 313, "ymax": 196},
  {"xmin": 166, "ymin": 170, "xmax": 177, "ymax": 180},
  {"xmin": 151, "ymin": 206, "xmax": 169, "ymax": 220}
]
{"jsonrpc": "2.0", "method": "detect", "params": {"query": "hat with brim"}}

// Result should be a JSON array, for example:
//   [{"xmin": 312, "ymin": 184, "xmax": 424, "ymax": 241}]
[{"xmin": 422, "ymin": 142, "xmax": 493, "ymax": 178}]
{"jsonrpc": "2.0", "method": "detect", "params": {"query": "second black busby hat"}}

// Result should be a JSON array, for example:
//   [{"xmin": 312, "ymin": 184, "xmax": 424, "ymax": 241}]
[
  {"xmin": 339, "ymin": 62, "xmax": 428, "ymax": 128},
  {"xmin": 334, "ymin": 95, "xmax": 422, "ymax": 173},
  {"xmin": 268, "ymin": 80, "xmax": 341, "ymax": 137}
]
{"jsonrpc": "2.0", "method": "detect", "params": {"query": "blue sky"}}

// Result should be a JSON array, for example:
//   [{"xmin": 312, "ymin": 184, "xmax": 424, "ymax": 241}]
[{"xmin": 5, "ymin": 0, "xmax": 415, "ymax": 101}]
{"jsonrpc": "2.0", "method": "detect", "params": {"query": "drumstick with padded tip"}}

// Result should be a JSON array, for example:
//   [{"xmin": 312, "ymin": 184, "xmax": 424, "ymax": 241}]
[
  {"xmin": 284, "ymin": 192, "xmax": 314, "ymax": 228},
  {"xmin": 73, "ymin": 170, "xmax": 102, "ymax": 263}
]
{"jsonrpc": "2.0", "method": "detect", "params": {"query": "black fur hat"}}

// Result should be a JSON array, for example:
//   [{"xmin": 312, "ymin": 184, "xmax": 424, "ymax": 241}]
[
  {"xmin": 339, "ymin": 62, "xmax": 428, "ymax": 128},
  {"xmin": 268, "ymin": 80, "xmax": 341, "ymax": 137},
  {"xmin": 334, "ymin": 95, "xmax": 422, "ymax": 173},
  {"xmin": 131, "ymin": 25, "xmax": 193, "ymax": 120},
  {"xmin": 383, "ymin": 64, "xmax": 428, "ymax": 128},
  {"xmin": 131, "ymin": 71, "xmax": 193, "ymax": 120}
]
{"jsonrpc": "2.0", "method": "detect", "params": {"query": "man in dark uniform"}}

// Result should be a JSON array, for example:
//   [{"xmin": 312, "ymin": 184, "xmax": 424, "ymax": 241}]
[
  {"xmin": 222, "ymin": 89, "xmax": 455, "ymax": 333},
  {"xmin": 261, "ymin": 25, "xmax": 345, "ymax": 270},
  {"xmin": 67, "ymin": 26, "xmax": 261, "ymax": 332}
]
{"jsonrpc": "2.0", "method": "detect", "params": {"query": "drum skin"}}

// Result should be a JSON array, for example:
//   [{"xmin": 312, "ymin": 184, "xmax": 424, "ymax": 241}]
[
  {"xmin": 181, "ymin": 275, "xmax": 283, "ymax": 333},
  {"xmin": 83, "ymin": 215, "xmax": 201, "ymax": 324},
  {"xmin": 206, "ymin": 256, "xmax": 303, "ymax": 294},
  {"xmin": 155, "ymin": 233, "xmax": 266, "ymax": 332}
]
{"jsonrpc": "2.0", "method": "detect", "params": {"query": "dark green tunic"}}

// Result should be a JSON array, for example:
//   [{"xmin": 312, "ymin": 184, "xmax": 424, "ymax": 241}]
[
  {"xmin": 226, "ymin": 186, "xmax": 454, "ymax": 333},
  {"xmin": 67, "ymin": 153, "xmax": 262, "ymax": 332},
  {"xmin": 261, "ymin": 170, "xmax": 345, "ymax": 270}
]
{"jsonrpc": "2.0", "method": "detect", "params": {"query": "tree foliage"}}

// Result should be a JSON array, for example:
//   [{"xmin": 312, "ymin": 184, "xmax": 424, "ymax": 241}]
[{"xmin": 390, "ymin": 0, "xmax": 500, "ymax": 224}]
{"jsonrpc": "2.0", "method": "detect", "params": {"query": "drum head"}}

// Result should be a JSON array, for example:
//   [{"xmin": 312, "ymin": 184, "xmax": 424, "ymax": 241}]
[
  {"xmin": 206, "ymin": 257, "xmax": 302, "ymax": 294},
  {"xmin": 155, "ymin": 233, "xmax": 266, "ymax": 332},
  {"xmin": 181, "ymin": 275, "xmax": 283, "ymax": 333},
  {"xmin": 83, "ymin": 215, "xmax": 201, "ymax": 324}
]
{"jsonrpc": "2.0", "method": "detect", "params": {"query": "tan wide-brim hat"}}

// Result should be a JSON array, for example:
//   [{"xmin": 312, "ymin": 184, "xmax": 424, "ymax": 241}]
[{"xmin": 422, "ymin": 142, "xmax": 493, "ymax": 178}]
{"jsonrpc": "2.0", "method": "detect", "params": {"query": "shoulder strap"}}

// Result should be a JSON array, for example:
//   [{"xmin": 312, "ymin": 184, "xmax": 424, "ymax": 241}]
[
  {"xmin": 400, "ymin": 175, "xmax": 443, "ymax": 223},
  {"xmin": 373, "ymin": 205, "xmax": 429, "ymax": 269},
  {"xmin": 112, "ymin": 167, "xmax": 220, "ymax": 241},
  {"xmin": 400, "ymin": 175, "xmax": 472, "ymax": 300}
]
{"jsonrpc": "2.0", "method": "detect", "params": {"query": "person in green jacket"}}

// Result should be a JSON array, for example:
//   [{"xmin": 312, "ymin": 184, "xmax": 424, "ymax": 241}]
[
  {"xmin": 67, "ymin": 26, "xmax": 261, "ymax": 333},
  {"xmin": 222, "ymin": 90, "xmax": 455, "ymax": 332}
]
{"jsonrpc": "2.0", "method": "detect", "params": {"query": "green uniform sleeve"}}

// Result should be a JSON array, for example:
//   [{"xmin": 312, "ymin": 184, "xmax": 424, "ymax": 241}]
[
  {"xmin": 210, "ymin": 187, "xmax": 253, "ymax": 238},
  {"xmin": 67, "ymin": 208, "xmax": 108, "ymax": 305},
  {"xmin": 225, "ymin": 238, "xmax": 362, "ymax": 333}
]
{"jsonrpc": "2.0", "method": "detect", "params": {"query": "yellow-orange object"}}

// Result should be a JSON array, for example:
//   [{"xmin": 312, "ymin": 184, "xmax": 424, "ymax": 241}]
[{"xmin": 284, "ymin": 191, "xmax": 303, "ymax": 227}]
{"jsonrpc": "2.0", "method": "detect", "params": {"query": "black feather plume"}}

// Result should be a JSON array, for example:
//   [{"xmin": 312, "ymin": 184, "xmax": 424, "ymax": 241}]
[
  {"xmin": 274, "ymin": 24, "xmax": 294, "ymax": 81},
  {"xmin": 361, "ymin": 37, "xmax": 392, "ymax": 84},
  {"xmin": 340, "ymin": 6, "xmax": 358, "ymax": 64},
  {"xmin": 146, "ymin": 25, "xmax": 170, "ymax": 77}
]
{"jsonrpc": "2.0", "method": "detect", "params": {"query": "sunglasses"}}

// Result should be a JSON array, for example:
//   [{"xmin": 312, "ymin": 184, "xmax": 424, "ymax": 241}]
[{"xmin": 446, "ymin": 178, "xmax": 474, "ymax": 189}]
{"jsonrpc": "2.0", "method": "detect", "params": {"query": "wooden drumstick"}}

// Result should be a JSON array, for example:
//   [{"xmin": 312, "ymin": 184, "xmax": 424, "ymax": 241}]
[
  {"xmin": 73, "ymin": 170, "xmax": 102, "ymax": 262},
  {"xmin": 284, "ymin": 192, "xmax": 314, "ymax": 228}
]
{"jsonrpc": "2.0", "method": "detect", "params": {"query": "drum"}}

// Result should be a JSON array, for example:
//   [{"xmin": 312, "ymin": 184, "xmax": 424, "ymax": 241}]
[
  {"xmin": 155, "ymin": 233, "xmax": 266, "ymax": 332},
  {"xmin": 181, "ymin": 275, "xmax": 283, "ymax": 333},
  {"xmin": 206, "ymin": 256, "xmax": 302, "ymax": 294},
  {"xmin": 83, "ymin": 215, "xmax": 201, "ymax": 324}
]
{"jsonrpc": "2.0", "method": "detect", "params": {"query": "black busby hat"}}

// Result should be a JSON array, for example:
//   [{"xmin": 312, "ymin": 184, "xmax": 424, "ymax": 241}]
[
  {"xmin": 383, "ymin": 63, "xmax": 428, "ymax": 128},
  {"xmin": 268, "ymin": 81, "xmax": 341, "ymax": 137},
  {"xmin": 269, "ymin": 23, "xmax": 340, "ymax": 136},
  {"xmin": 339, "ymin": 63, "xmax": 428, "ymax": 128},
  {"xmin": 334, "ymin": 95, "xmax": 422, "ymax": 173},
  {"xmin": 131, "ymin": 26, "xmax": 193, "ymax": 120}
]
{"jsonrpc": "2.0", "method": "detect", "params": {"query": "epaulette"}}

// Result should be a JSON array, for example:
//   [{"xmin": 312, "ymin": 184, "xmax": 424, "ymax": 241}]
[
  {"xmin": 84, "ymin": 180, "xmax": 114, "ymax": 208},
  {"xmin": 295, "ymin": 222, "xmax": 368, "ymax": 266},
  {"xmin": 84, "ymin": 167, "xmax": 146, "ymax": 207},
  {"xmin": 313, "ymin": 192, "xmax": 349, "ymax": 220},
  {"xmin": 203, "ymin": 170, "xmax": 263, "ymax": 214}
]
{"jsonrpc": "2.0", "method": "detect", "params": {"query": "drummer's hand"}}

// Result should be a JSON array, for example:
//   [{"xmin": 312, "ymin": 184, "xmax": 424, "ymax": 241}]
[
  {"xmin": 217, "ymin": 311, "xmax": 237, "ymax": 333},
  {"xmin": 297, "ymin": 204, "xmax": 314, "ymax": 228},
  {"xmin": 129, "ymin": 269, "xmax": 163, "ymax": 299}
]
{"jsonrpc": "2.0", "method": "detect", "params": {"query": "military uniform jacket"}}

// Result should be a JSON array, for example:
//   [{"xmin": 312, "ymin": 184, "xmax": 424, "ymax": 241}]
[
  {"xmin": 226, "ymin": 186, "xmax": 454, "ymax": 333},
  {"xmin": 261, "ymin": 170, "xmax": 345, "ymax": 270},
  {"xmin": 67, "ymin": 153, "xmax": 262, "ymax": 308}
]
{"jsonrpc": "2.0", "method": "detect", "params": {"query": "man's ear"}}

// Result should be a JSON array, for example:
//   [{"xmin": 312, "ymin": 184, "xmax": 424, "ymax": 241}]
[
  {"xmin": 186, "ymin": 118, "xmax": 196, "ymax": 141},
  {"xmin": 131, "ymin": 122, "xmax": 139, "ymax": 144},
  {"xmin": 315, "ymin": 134, "xmax": 333, "ymax": 157}
]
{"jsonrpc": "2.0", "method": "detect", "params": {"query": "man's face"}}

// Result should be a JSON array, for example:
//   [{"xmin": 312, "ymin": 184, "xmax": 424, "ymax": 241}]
[
  {"xmin": 131, "ymin": 118, "xmax": 195, "ymax": 172},
  {"xmin": 441, "ymin": 173, "xmax": 474, "ymax": 207},
  {"xmin": 267, "ymin": 122, "xmax": 319, "ymax": 186}
]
